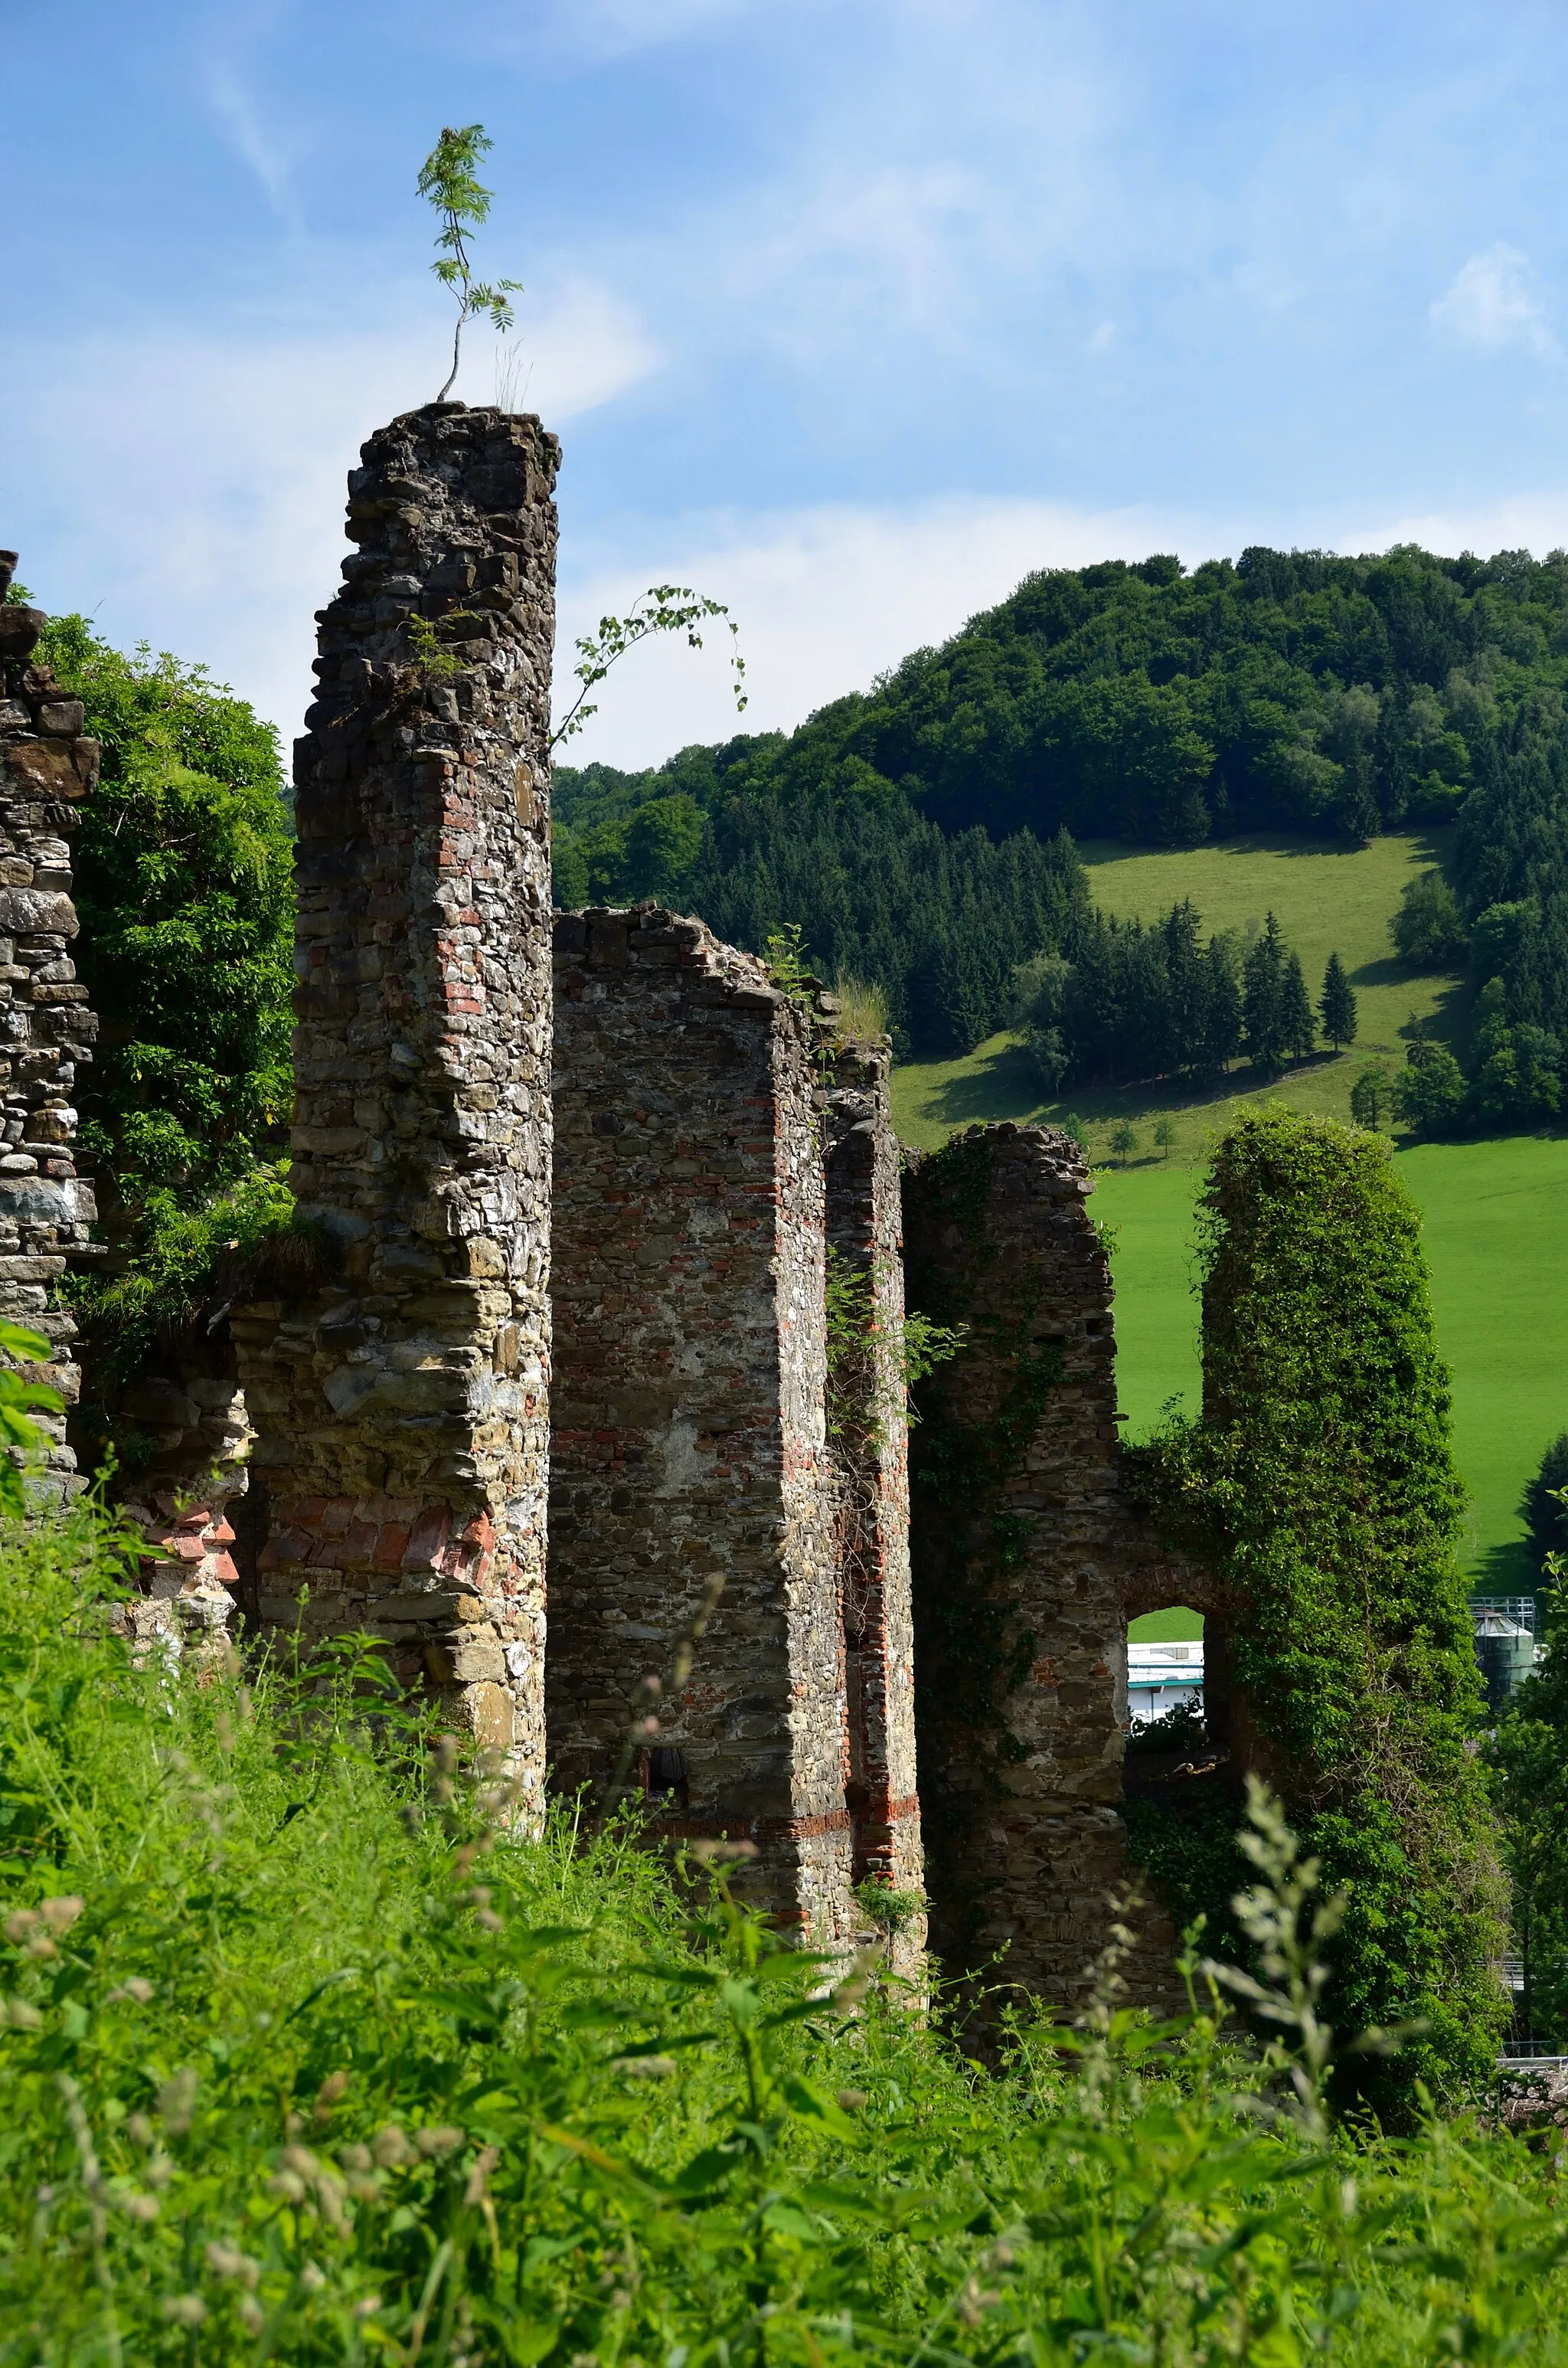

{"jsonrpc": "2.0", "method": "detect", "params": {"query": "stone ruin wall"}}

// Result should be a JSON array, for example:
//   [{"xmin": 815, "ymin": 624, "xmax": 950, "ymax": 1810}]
[
  {"xmin": 547, "ymin": 907, "xmax": 877, "ymax": 1941},
  {"xmin": 0, "ymin": 554, "xmax": 100, "ymax": 1509},
  {"xmin": 230, "ymin": 402, "xmax": 560, "ymax": 1803},
  {"xmin": 822, "ymin": 1046, "xmax": 924, "ymax": 1950},
  {"xmin": 2, "ymin": 413, "xmax": 1215, "ymax": 1994},
  {"xmin": 903, "ymin": 1122, "xmax": 1191, "ymax": 2019}
]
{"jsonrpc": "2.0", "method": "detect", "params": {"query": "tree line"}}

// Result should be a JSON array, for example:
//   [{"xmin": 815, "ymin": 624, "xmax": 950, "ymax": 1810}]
[
  {"xmin": 560, "ymin": 541, "xmax": 1568, "ymax": 865},
  {"xmin": 558, "ymin": 541, "xmax": 1568, "ymax": 1129},
  {"xmin": 1011, "ymin": 903, "xmax": 1355, "ymax": 1092}
]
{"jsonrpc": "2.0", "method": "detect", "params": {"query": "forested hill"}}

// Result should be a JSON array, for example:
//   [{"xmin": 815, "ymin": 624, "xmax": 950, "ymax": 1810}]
[{"xmin": 554, "ymin": 543, "xmax": 1568, "ymax": 1072}]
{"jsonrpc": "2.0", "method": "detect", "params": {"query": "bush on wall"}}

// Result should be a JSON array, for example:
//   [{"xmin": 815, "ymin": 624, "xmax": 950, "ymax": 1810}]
[{"xmin": 1129, "ymin": 1107, "xmax": 1508, "ymax": 2111}]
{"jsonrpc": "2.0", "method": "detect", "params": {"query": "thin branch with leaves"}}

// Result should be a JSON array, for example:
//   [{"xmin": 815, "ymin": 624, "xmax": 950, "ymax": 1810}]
[{"xmin": 550, "ymin": 585, "xmax": 747, "ymax": 752}]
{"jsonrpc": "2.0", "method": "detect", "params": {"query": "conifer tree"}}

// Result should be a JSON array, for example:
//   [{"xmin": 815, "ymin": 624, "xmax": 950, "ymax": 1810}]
[
  {"xmin": 1280, "ymin": 949, "xmax": 1315, "ymax": 1061},
  {"xmin": 1319, "ymin": 950, "xmax": 1358, "ymax": 1048},
  {"xmin": 1242, "ymin": 912, "xmax": 1287, "ymax": 1072},
  {"xmin": 1197, "ymin": 934, "xmax": 1243, "ymax": 1075}
]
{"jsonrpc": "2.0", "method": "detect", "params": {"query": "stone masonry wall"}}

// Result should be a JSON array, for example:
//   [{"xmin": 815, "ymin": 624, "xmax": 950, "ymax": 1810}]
[
  {"xmin": 903, "ymin": 1122, "xmax": 1182, "ymax": 2020},
  {"xmin": 822, "ymin": 1045, "xmax": 925, "ymax": 1970},
  {"xmin": 548, "ymin": 908, "xmax": 853, "ymax": 1941},
  {"xmin": 234, "ymin": 404, "xmax": 558, "ymax": 1802},
  {"xmin": 0, "ymin": 557, "xmax": 99, "ymax": 1509}
]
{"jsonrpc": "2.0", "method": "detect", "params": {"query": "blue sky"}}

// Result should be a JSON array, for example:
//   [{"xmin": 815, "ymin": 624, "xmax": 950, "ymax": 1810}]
[{"xmin": 5, "ymin": 0, "xmax": 1568, "ymax": 767}]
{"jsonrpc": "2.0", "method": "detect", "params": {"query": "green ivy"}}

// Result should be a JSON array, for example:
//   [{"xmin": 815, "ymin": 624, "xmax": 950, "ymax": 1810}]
[
  {"xmin": 904, "ymin": 1132, "xmax": 1065, "ymax": 1913},
  {"xmin": 1128, "ymin": 1107, "xmax": 1508, "ymax": 2112}
]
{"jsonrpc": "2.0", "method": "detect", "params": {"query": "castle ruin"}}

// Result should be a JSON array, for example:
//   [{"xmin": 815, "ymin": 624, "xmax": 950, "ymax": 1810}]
[{"xmin": 2, "ymin": 406, "xmax": 1204, "ymax": 2016}]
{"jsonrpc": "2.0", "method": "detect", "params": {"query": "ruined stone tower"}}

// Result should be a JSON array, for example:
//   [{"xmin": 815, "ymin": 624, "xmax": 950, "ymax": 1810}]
[
  {"xmin": 547, "ymin": 908, "xmax": 883, "ymax": 1941},
  {"xmin": 0, "ymin": 555, "xmax": 99, "ymax": 1507},
  {"xmin": 903, "ymin": 1123, "xmax": 1181, "ymax": 2016},
  {"xmin": 26, "ymin": 405, "xmax": 1212, "ymax": 2000},
  {"xmin": 234, "ymin": 404, "xmax": 558, "ymax": 1801}
]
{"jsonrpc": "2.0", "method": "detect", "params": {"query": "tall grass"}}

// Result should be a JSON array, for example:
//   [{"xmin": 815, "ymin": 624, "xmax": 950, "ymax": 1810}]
[
  {"xmin": 831, "ymin": 971, "xmax": 890, "ymax": 1045},
  {"xmin": 2, "ymin": 1500, "xmax": 1566, "ymax": 2363}
]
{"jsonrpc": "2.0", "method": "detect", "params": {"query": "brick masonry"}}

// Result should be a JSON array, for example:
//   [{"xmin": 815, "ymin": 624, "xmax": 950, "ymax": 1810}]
[
  {"xmin": 903, "ymin": 1122, "xmax": 1183, "ymax": 2019},
  {"xmin": 232, "ymin": 403, "xmax": 559, "ymax": 1800},
  {"xmin": 823, "ymin": 1045, "xmax": 925, "ymax": 1971},
  {"xmin": 548, "ymin": 908, "xmax": 856, "ymax": 1941},
  {"xmin": 0, "ymin": 554, "xmax": 100, "ymax": 1509}
]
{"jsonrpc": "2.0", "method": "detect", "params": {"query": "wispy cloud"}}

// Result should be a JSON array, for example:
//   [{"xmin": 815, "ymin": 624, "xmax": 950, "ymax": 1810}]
[
  {"xmin": 201, "ymin": 7, "xmax": 303, "ymax": 225},
  {"xmin": 1431, "ymin": 244, "xmax": 1557, "ymax": 358}
]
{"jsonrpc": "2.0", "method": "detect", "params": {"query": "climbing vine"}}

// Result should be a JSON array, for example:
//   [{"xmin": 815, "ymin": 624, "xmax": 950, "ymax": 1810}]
[
  {"xmin": 903, "ymin": 1133, "xmax": 1066, "ymax": 1909},
  {"xmin": 1128, "ymin": 1107, "xmax": 1507, "ymax": 2111}
]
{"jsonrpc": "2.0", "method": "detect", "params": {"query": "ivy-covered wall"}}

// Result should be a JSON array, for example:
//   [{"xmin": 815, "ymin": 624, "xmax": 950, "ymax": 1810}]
[
  {"xmin": 903, "ymin": 1122, "xmax": 1182, "ymax": 2022},
  {"xmin": 1130, "ymin": 1108, "xmax": 1508, "ymax": 2108}
]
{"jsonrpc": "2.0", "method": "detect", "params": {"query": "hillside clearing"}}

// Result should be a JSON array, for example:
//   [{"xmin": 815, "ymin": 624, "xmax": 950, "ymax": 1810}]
[{"xmin": 890, "ymin": 830, "xmax": 1462, "ymax": 1162}]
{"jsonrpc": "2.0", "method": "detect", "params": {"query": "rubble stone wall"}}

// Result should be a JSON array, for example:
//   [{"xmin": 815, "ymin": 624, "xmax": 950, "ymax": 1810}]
[
  {"xmin": 548, "ymin": 908, "xmax": 854, "ymax": 1940},
  {"xmin": 903, "ymin": 1122, "xmax": 1183, "ymax": 2018},
  {"xmin": 233, "ymin": 403, "xmax": 559, "ymax": 1801},
  {"xmin": 823, "ymin": 1046, "xmax": 925, "ymax": 1970},
  {"xmin": 0, "ymin": 554, "xmax": 99, "ymax": 1511}
]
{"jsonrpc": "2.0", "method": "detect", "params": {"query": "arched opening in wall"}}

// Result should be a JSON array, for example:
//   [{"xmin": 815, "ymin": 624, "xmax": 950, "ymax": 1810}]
[{"xmin": 1121, "ymin": 1604, "xmax": 1218, "ymax": 1804}]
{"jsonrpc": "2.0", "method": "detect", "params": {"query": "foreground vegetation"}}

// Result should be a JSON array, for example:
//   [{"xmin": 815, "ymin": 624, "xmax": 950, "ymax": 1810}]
[{"xmin": 2, "ymin": 1502, "xmax": 1567, "ymax": 2364}]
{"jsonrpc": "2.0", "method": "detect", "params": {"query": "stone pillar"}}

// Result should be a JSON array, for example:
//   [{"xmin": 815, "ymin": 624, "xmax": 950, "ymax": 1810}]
[
  {"xmin": 903, "ymin": 1122, "xmax": 1178, "ymax": 2017},
  {"xmin": 822, "ymin": 1044, "xmax": 925, "ymax": 1970},
  {"xmin": 234, "ymin": 405, "xmax": 558, "ymax": 1802},
  {"xmin": 0, "ymin": 557, "xmax": 99, "ymax": 1508},
  {"xmin": 548, "ymin": 907, "xmax": 852, "ymax": 1941}
]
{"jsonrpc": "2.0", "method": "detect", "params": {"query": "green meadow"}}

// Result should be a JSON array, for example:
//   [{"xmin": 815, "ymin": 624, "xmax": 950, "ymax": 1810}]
[{"xmin": 890, "ymin": 832, "xmax": 1568, "ymax": 1614}]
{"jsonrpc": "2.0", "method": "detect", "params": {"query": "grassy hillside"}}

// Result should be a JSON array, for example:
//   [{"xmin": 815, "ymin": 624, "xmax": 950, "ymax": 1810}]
[
  {"xmin": 891, "ymin": 829, "xmax": 1461, "ymax": 1162},
  {"xmin": 892, "ymin": 829, "xmax": 1567, "ymax": 1601},
  {"xmin": 1094, "ymin": 1137, "xmax": 1568, "ymax": 1594}
]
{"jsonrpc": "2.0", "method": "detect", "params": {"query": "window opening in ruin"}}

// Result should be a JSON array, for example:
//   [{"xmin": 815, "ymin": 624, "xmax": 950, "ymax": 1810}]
[
  {"xmin": 1122, "ymin": 1606, "xmax": 1217, "ymax": 1801},
  {"xmin": 642, "ymin": 1745, "xmax": 690, "ymax": 1808}
]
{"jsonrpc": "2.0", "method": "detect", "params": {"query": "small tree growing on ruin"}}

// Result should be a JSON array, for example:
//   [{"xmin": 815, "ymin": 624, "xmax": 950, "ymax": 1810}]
[{"xmin": 418, "ymin": 125, "xmax": 523, "ymax": 404}]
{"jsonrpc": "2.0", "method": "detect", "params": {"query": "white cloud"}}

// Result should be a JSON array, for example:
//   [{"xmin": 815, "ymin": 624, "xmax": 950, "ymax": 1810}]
[
  {"xmin": 1431, "ymin": 244, "xmax": 1556, "ymax": 358},
  {"xmin": 200, "ymin": 5, "xmax": 302, "ymax": 224},
  {"xmin": 524, "ymin": 0, "xmax": 754, "ymax": 63},
  {"xmin": 2, "ymin": 283, "xmax": 661, "ymax": 750}
]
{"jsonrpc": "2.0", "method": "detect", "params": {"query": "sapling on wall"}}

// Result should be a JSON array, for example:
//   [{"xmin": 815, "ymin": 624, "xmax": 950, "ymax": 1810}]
[{"xmin": 417, "ymin": 125, "xmax": 523, "ymax": 404}]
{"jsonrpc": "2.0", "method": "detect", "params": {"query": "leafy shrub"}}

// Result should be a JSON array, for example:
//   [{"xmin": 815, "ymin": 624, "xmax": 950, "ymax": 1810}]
[
  {"xmin": 1394, "ymin": 1038, "xmax": 1468, "ymax": 1137},
  {"xmin": 35, "ymin": 614, "xmax": 292, "ymax": 1224},
  {"xmin": 65, "ymin": 1165, "xmax": 309, "ymax": 1409},
  {"xmin": 2, "ymin": 1501, "xmax": 1566, "ymax": 2360},
  {"xmin": 1129, "ymin": 1110, "xmax": 1508, "ymax": 2111},
  {"xmin": 1125, "ymin": 1695, "xmax": 1208, "ymax": 1757},
  {"xmin": 1391, "ymin": 869, "xmax": 1468, "ymax": 968}
]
